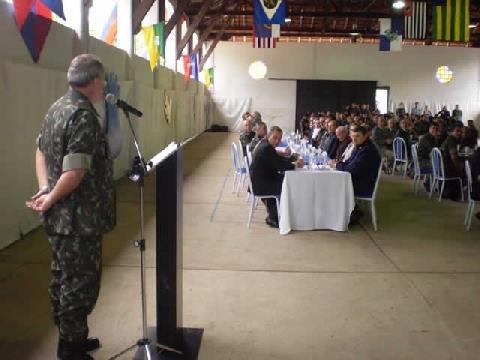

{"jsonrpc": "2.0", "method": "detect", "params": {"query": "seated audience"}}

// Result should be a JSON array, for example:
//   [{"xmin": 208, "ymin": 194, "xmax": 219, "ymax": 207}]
[
  {"xmin": 327, "ymin": 126, "xmax": 351, "ymax": 162},
  {"xmin": 336, "ymin": 125, "xmax": 381, "ymax": 225},
  {"xmin": 440, "ymin": 123, "xmax": 465, "ymax": 200},
  {"xmin": 395, "ymin": 118, "xmax": 412, "ymax": 160},
  {"xmin": 413, "ymin": 115, "xmax": 429, "ymax": 139},
  {"xmin": 372, "ymin": 116, "xmax": 394, "ymax": 155},
  {"xmin": 417, "ymin": 122, "xmax": 440, "ymax": 170},
  {"xmin": 468, "ymin": 148, "xmax": 480, "ymax": 220},
  {"xmin": 239, "ymin": 118, "xmax": 255, "ymax": 155},
  {"xmin": 336, "ymin": 125, "xmax": 382, "ymax": 198},
  {"xmin": 250, "ymin": 126, "xmax": 304, "ymax": 228},
  {"xmin": 462, "ymin": 120, "xmax": 478, "ymax": 148},
  {"xmin": 318, "ymin": 119, "xmax": 337, "ymax": 151},
  {"xmin": 249, "ymin": 121, "xmax": 267, "ymax": 152}
]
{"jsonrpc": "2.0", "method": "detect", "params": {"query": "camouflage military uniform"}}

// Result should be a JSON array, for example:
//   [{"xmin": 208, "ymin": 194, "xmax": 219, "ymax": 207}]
[
  {"xmin": 37, "ymin": 88, "xmax": 116, "ymax": 343},
  {"xmin": 248, "ymin": 136, "xmax": 264, "ymax": 153},
  {"xmin": 239, "ymin": 131, "xmax": 255, "ymax": 154}
]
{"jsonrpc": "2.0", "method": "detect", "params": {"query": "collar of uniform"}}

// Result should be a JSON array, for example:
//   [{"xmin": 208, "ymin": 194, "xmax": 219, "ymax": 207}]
[{"xmin": 67, "ymin": 87, "xmax": 99, "ymax": 116}]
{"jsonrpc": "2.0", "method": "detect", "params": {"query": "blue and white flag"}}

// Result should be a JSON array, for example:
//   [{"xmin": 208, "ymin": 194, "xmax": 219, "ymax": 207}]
[
  {"xmin": 379, "ymin": 17, "xmax": 404, "ymax": 52},
  {"xmin": 254, "ymin": 0, "xmax": 286, "ymax": 24}
]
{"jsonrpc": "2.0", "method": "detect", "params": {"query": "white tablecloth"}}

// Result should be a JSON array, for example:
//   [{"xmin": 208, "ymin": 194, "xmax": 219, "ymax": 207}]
[{"xmin": 279, "ymin": 169, "xmax": 355, "ymax": 234}]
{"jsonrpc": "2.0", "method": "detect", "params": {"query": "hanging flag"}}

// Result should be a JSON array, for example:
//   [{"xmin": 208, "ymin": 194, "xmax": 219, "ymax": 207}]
[
  {"xmin": 205, "ymin": 68, "xmax": 214, "ymax": 88},
  {"xmin": 142, "ymin": 22, "xmax": 164, "ymax": 71},
  {"xmin": 404, "ymin": 1, "xmax": 427, "ymax": 39},
  {"xmin": 182, "ymin": 54, "xmax": 191, "ymax": 80},
  {"xmin": 100, "ymin": 5, "xmax": 117, "ymax": 45},
  {"xmin": 254, "ymin": 0, "xmax": 286, "ymax": 25},
  {"xmin": 253, "ymin": 23, "xmax": 279, "ymax": 48},
  {"xmin": 190, "ymin": 53, "xmax": 199, "ymax": 81},
  {"xmin": 432, "ymin": 0, "xmax": 470, "ymax": 42},
  {"xmin": 14, "ymin": 0, "xmax": 54, "ymax": 63},
  {"xmin": 40, "ymin": 0, "xmax": 65, "ymax": 19},
  {"xmin": 404, "ymin": 0, "xmax": 413, "ymax": 16},
  {"xmin": 379, "ymin": 18, "xmax": 404, "ymax": 51}
]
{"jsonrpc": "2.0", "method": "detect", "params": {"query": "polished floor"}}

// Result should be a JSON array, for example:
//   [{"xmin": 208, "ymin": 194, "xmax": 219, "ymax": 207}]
[{"xmin": 1, "ymin": 132, "xmax": 480, "ymax": 360}]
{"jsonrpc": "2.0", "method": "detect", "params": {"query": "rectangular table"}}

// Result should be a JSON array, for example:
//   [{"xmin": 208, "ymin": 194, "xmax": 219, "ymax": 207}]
[{"xmin": 279, "ymin": 169, "xmax": 355, "ymax": 234}]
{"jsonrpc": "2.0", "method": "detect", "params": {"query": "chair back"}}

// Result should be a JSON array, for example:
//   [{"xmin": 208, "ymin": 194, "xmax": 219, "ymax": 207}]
[
  {"xmin": 246, "ymin": 146, "xmax": 253, "ymax": 165},
  {"xmin": 231, "ymin": 142, "xmax": 241, "ymax": 171},
  {"xmin": 393, "ymin": 137, "xmax": 408, "ymax": 162},
  {"xmin": 465, "ymin": 160, "xmax": 473, "ymax": 202},
  {"xmin": 411, "ymin": 144, "xmax": 420, "ymax": 175},
  {"xmin": 237, "ymin": 140, "xmax": 246, "ymax": 166},
  {"xmin": 371, "ymin": 158, "xmax": 384, "ymax": 200},
  {"xmin": 244, "ymin": 156, "xmax": 255, "ymax": 195},
  {"xmin": 431, "ymin": 147, "xmax": 445, "ymax": 179}
]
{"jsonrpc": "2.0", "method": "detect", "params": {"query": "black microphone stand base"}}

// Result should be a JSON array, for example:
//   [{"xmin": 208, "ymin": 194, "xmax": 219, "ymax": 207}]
[{"xmin": 148, "ymin": 327, "xmax": 204, "ymax": 360}]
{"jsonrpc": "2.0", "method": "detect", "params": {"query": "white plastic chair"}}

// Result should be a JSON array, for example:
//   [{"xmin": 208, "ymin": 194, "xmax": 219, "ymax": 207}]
[
  {"xmin": 246, "ymin": 146, "xmax": 253, "ymax": 166},
  {"xmin": 355, "ymin": 158, "xmax": 384, "ymax": 231},
  {"xmin": 411, "ymin": 144, "xmax": 432, "ymax": 195},
  {"xmin": 392, "ymin": 137, "xmax": 408, "ymax": 178},
  {"xmin": 429, "ymin": 147, "xmax": 463, "ymax": 202},
  {"xmin": 244, "ymin": 156, "xmax": 280, "ymax": 228},
  {"xmin": 464, "ymin": 160, "xmax": 478, "ymax": 231},
  {"xmin": 230, "ymin": 142, "xmax": 246, "ymax": 195}
]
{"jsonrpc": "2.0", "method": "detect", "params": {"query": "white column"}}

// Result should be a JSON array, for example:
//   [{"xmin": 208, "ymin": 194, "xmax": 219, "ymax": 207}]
[
  {"xmin": 69, "ymin": 0, "xmax": 90, "ymax": 55},
  {"xmin": 117, "ymin": 0, "xmax": 134, "ymax": 57}
]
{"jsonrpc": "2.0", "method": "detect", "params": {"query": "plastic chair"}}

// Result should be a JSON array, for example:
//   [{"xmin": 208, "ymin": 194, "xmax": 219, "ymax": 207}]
[
  {"xmin": 355, "ymin": 158, "xmax": 384, "ymax": 231},
  {"xmin": 429, "ymin": 147, "xmax": 463, "ymax": 202},
  {"xmin": 411, "ymin": 144, "xmax": 432, "ymax": 195},
  {"xmin": 464, "ymin": 160, "xmax": 478, "ymax": 231},
  {"xmin": 244, "ymin": 156, "xmax": 280, "ymax": 228},
  {"xmin": 392, "ymin": 137, "xmax": 408, "ymax": 178},
  {"xmin": 230, "ymin": 142, "xmax": 246, "ymax": 195},
  {"xmin": 246, "ymin": 146, "xmax": 253, "ymax": 166}
]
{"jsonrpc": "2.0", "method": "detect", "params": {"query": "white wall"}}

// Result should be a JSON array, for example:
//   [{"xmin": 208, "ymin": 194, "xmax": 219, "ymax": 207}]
[
  {"xmin": 213, "ymin": 41, "xmax": 480, "ymax": 132},
  {"xmin": 0, "ymin": 2, "xmax": 211, "ymax": 249}
]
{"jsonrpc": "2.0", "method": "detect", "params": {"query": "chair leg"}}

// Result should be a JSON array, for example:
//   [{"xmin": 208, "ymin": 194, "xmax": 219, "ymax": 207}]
[
  {"xmin": 413, "ymin": 175, "xmax": 418, "ymax": 195},
  {"xmin": 438, "ymin": 180, "xmax": 445, "ymax": 202},
  {"xmin": 371, "ymin": 201, "xmax": 377, "ymax": 231},
  {"xmin": 403, "ymin": 162, "xmax": 407, "ymax": 178},
  {"xmin": 465, "ymin": 201, "xmax": 472, "ymax": 226},
  {"xmin": 459, "ymin": 179, "xmax": 464, "ymax": 202},
  {"xmin": 392, "ymin": 160, "xmax": 396, "ymax": 176},
  {"xmin": 232, "ymin": 172, "xmax": 238, "ymax": 193},
  {"xmin": 467, "ymin": 202, "xmax": 475, "ymax": 231},
  {"xmin": 247, "ymin": 197, "xmax": 255, "ymax": 228},
  {"xmin": 429, "ymin": 178, "xmax": 436, "ymax": 198}
]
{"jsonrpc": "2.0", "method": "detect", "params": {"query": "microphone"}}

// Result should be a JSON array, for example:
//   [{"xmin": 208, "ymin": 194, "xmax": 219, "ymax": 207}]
[{"xmin": 105, "ymin": 93, "xmax": 143, "ymax": 117}]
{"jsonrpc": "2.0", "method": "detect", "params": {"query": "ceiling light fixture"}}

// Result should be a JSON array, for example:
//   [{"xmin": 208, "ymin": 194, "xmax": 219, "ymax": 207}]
[
  {"xmin": 469, "ymin": 24, "xmax": 477, "ymax": 29},
  {"xmin": 285, "ymin": 18, "xmax": 292, "ymax": 23},
  {"xmin": 350, "ymin": 32, "xmax": 360, "ymax": 36},
  {"xmin": 392, "ymin": 1, "xmax": 405, "ymax": 10}
]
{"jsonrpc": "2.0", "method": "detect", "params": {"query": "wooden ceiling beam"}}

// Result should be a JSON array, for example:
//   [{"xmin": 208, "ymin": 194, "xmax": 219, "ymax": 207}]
[
  {"xmin": 165, "ymin": 0, "xmax": 192, "ymax": 39},
  {"xmin": 133, "ymin": 0, "xmax": 156, "ymax": 34},
  {"xmin": 176, "ymin": 0, "xmax": 215, "ymax": 59},
  {"xmin": 199, "ymin": 25, "xmax": 226, "ymax": 71}
]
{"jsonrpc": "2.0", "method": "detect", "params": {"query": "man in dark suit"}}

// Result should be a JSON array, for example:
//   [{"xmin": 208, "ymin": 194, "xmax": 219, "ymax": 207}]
[
  {"xmin": 250, "ymin": 126, "xmax": 304, "ymax": 228},
  {"xmin": 336, "ymin": 125, "xmax": 381, "ymax": 225}
]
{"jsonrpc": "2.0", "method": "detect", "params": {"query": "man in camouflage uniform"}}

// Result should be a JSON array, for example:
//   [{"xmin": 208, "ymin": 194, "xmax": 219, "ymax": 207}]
[
  {"xmin": 239, "ymin": 117, "xmax": 255, "ymax": 155},
  {"xmin": 26, "ymin": 54, "xmax": 115, "ymax": 360}
]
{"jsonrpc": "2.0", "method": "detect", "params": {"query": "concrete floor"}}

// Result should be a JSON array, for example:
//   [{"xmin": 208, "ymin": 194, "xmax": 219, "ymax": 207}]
[{"xmin": 1, "ymin": 132, "xmax": 480, "ymax": 360}]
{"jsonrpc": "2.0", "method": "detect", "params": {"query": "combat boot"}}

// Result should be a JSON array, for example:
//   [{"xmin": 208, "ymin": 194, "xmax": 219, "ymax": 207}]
[{"xmin": 57, "ymin": 339, "xmax": 95, "ymax": 360}]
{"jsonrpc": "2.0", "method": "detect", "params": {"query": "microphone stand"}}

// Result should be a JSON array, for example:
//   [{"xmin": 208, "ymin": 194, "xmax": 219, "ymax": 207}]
[{"xmin": 109, "ymin": 110, "xmax": 182, "ymax": 360}]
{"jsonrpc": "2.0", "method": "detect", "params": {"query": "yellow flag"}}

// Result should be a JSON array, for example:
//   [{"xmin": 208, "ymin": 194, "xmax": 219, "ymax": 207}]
[{"xmin": 142, "ymin": 24, "xmax": 161, "ymax": 71}]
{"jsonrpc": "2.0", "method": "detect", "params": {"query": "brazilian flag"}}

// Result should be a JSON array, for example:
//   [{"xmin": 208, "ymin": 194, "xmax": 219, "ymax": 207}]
[{"xmin": 432, "ymin": 0, "xmax": 470, "ymax": 42}]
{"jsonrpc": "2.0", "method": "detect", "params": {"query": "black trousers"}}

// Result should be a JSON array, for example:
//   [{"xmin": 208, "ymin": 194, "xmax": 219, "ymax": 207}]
[{"xmin": 255, "ymin": 181, "xmax": 282, "ymax": 222}]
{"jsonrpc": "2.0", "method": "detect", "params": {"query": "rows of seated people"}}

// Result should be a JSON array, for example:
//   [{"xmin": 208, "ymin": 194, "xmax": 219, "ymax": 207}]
[{"xmin": 239, "ymin": 105, "xmax": 480, "ymax": 229}]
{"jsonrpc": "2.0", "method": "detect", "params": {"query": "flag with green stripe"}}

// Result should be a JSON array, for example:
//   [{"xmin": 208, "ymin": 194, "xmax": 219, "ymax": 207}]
[
  {"xmin": 432, "ymin": 0, "xmax": 470, "ymax": 42},
  {"xmin": 142, "ymin": 22, "xmax": 165, "ymax": 71}
]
